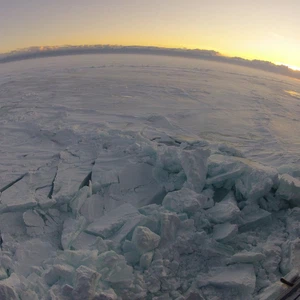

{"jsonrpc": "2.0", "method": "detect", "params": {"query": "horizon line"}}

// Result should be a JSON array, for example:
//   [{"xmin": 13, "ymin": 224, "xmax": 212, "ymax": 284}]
[{"xmin": 1, "ymin": 44, "xmax": 300, "ymax": 80}]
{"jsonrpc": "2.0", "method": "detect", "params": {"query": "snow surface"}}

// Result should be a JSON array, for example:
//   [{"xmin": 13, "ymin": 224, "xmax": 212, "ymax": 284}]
[{"xmin": 0, "ymin": 54, "xmax": 300, "ymax": 299}]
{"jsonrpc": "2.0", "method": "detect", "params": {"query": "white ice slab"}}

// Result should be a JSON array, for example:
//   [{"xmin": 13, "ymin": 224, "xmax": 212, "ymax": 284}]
[
  {"xmin": 276, "ymin": 174, "xmax": 300, "ymax": 206},
  {"xmin": 206, "ymin": 192, "xmax": 240, "ymax": 223}
]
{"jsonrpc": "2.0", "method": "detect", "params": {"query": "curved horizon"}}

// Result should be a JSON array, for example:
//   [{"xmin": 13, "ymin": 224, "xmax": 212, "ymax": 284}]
[
  {"xmin": 1, "ymin": 44, "xmax": 300, "ymax": 80},
  {"xmin": 2, "ymin": 43, "xmax": 300, "ymax": 71},
  {"xmin": 2, "ymin": 0, "xmax": 300, "ymax": 70}
]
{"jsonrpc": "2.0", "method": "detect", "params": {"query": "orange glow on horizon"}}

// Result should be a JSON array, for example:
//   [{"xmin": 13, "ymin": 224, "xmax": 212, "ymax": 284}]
[
  {"xmin": 2, "ymin": 41, "xmax": 300, "ymax": 72},
  {"xmin": 276, "ymin": 62, "xmax": 300, "ymax": 71},
  {"xmin": 2, "ymin": 1, "xmax": 300, "ymax": 70}
]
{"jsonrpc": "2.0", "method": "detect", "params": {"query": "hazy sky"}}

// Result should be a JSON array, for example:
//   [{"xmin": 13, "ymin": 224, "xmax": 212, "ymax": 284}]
[{"xmin": 2, "ymin": 0, "xmax": 300, "ymax": 68}]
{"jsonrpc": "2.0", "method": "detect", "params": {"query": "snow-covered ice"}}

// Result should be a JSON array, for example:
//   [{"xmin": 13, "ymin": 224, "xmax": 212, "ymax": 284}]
[
  {"xmin": 206, "ymin": 191, "xmax": 240, "ymax": 223},
  {"xmin": 212, "ymin": 223, "xmax": 238, "ymax": 243},
  {"xmin": 276, "ymin": 174, "xmax": 300, "ymax": 206},
  {"xmin": 0, "ymin": 54, "xmax": 299, "ymax": 299}
]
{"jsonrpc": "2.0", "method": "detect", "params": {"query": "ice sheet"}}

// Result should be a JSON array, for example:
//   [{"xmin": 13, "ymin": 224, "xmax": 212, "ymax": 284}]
[{"xmin": 0, "ymin": 54, "xmax": 299, "ymax": 299}]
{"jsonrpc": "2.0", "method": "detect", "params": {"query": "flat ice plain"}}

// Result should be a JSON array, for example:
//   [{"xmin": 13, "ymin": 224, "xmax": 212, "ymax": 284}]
[{"xmin": 0, "ymin": 54, "xmax": 299, "ymax": 299}]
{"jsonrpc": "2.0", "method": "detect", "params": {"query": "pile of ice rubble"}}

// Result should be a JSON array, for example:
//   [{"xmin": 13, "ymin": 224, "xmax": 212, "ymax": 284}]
[{"xmin": 0, "ymin": 129, "xmax": 300, "ymax": 300}]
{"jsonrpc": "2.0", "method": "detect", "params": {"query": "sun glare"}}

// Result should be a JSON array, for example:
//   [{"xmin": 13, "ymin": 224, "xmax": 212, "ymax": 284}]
[
  {"xmin": 275, "ymin": 62, "xmax": 300, "ymax": 71},
  {"xmin": 285, "ymin": 90, "xmax": 300, "ymax": 99}
]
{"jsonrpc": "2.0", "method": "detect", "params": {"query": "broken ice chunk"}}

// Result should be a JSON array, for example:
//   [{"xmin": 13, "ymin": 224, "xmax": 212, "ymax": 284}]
[
  {"xmin": 181, "ymin": 149, "xmax": 210, "ymax": 193},
  {"xmin": 140, "ymin": 251, "xmax": 154, "ymax": 270},
  {"xmin": 112, "ymin": 213, "xmax": 144, "ymax": 245},
  {"xmin": 93, "ymin": 168, "xmax": 119, "ymax": 189},
  {"xmin": 0, "ymin": 173, "xmax": 27, "ymax": 194},
  {"xmin": 69, "ymin": 186, "xmax": 89, "ymax": 216},
  {"xmin": 160, "ymin": 213, "xmax": 181, "ymax": 246},
  {"xmin": 85, "ymin": 203, "xmax": 141, "ymax": 239},
  {"xmin": 23, "ymin": 210, "xmax": 44, "ymax": 227},
  {"xmin": 61, "ymin": 284, "xmax": 74, "ymax": 297},
  {"xmin": 26, "ymin": 272, "xmax": 48, "ymax": 296},
  {"xmin": 93, "ymin": 289, "xmax": 118, "ymax": 300},
  {"xmin": 61, "ymin": 217, "xmax": 86, "ymax": 250},
  {"xmin": 0, "ymin": 175, "xmax": 37, "ymax": 212},
  {"xmin": 86, "ymin": 217, "xmax": 124, "ymax": 239},
  {"xmin": 29, "ymin": 161, "xmax": 58, "ymax": 194},
  {"xmin": 277, "ymin": 164, "xmax": 300, "ymax": 178},
  {"xmin": 48, "ymin": 284, "xmax": 69, "ymax": 300},
  {"xmin": 184, "ymin": 292, "xmax": 204, "ymax": 300},
  {"xmin": 23, "ymin": 209, "xmax": 45, "ymax": 236},
  {"xmin": 55, "ymin": 250, "xmax": 98, "ymax": 269},
  {"xmin": 206, "ymin": 192, "xmax": 240, "ymax": 223},
  {"xmin": 0, "ymin": 267, "xmax": 8, "ymax": 280},
  {"xmin": 201, "ymin": 188, "xmax": 215, "ymax": 209},
  {"xmin": 207, "ymin": 155, "xmax": 278, "ymax": 201},
  {"xmin": 97, "ymin": 251, "xmax": 133, "ymax": 284},
  {"xmin": 53, "ymin": 264, "xmax": 75, "ymax": 284},
  {"xmin": 72, "ymin": 265, "xmax": 101, "ymax": 300},
  {"xmin": 71, "ymin": 232, "xmax": 101, "ymax": 251},
  {"xmin": 0, "ymin": 282, "xmax": 18, "ymax": 300},
  {"xmin": 235, "ymin": 161, "xmax": 278, "ymax": 201},
  {"xmin": 158, "ymin": 147, "xmax": 182, "ymax": 173},
  {"xmin": 207, "ymin": 154, "xmax": 246, "ymax": 187},
  {"xmin": 118, "ymin": 163, "xmax": 154, "ymax": 190},
  {"xmin": 43, "ymin": 264, "xmax": 75, "ymax": 286},
  {"xmin": 53, "ymin": 152, "xmax": 93, "ymax": 204},
  {"xmin": 239, "ymin": 208, "xmax": 271, "ymax": 233},
  {"xmin": 132, "ymin": 226, "xmax": 161, "ymax": 254},
  {"xmin": 93, "ymin": 151, "xmax": 164, "ymax": 207},
  {"xmin": 91, "ymin": 153, "xmax": 129, "ymax": 192},
  {"xmin": 258, "ymin": 193, "xmax": 282, "ymax": 212},
  {"xmin": 280, "ymin": 239, "xmax": 300, "ymax": 274},
  {"xmin": 36, "ymin": 191, "xmax": 56, "ymax": 209},
  {"xmin": 212, "ymin": 223, "xmax": 238, "ymax": 243},
  {"xmin": 114, "ymin": 162, "xmax": 165, "ymax": 207},
  {"xmin": 228, "ymin": 251, "xmax": 265, "ymax": 264},
  {"xmin": 276, "ymin": 174, "xmax": 300, "ymax": 206},
  {"xmin": 0, "ymin": 254, "xmax": 12, "ymax": 271},
  {"xmin": 0, "ymin": 273, "xmax": 23, "ymax": 296},
  {"xmin": 207, "ymin": 170, "xmax": 244, "ymax": 189},
  {"xmin": 162, "ymin": 188, "xmax": 208, "ymax": 215},
  {"xmin": 124, "ymin": 250, "xmax": 141, "ymax": 265},
  {"xmin": 20, "ymin": 290, "xmax": 39, "ymax": 300},
  {"xmin": 218, "ymin": 143, "xmax": 244, "ymax": 158},
  {"xmin": 122, "ymin": 240, "xmax": 136, "ymax": 253},
  {"xmin": 285, "ymin": 208, "xmax": 300, "ymax": 240},
  {"xmin": 14, "ymin": 239, "xmax": 55, "ymax": 276},
  {"xmin": 198, "ymin": 264, "xmax": 256, "ymax": 294},
  {"xmin": 138, "ymin": 204, "xmax": 161, "ymax": 216},
  {"xmin": 79, "ymin": 193, "xmax": 105, "ymax": 223}
]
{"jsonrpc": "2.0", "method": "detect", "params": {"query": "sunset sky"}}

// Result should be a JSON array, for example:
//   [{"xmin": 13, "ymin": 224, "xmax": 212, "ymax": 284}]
[{"xmin": 2, "ymin": 0, "xmax": 300, "ymax": 69}]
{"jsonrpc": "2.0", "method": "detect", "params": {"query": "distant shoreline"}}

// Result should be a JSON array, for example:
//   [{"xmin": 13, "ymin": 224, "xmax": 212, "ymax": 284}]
[{"xmin": 1, "ymin": 45, "xmax": 300, "ymax": 80}]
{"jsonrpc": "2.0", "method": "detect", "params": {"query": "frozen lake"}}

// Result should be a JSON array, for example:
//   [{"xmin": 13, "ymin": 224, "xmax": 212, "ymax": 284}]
[
  {"xmin": 0, "ymin": 54, "xmax": 300, "ymax": 299},
  {"xmin": 1, "ymin": 54, "xmax": 299, "ymax": 172}
]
